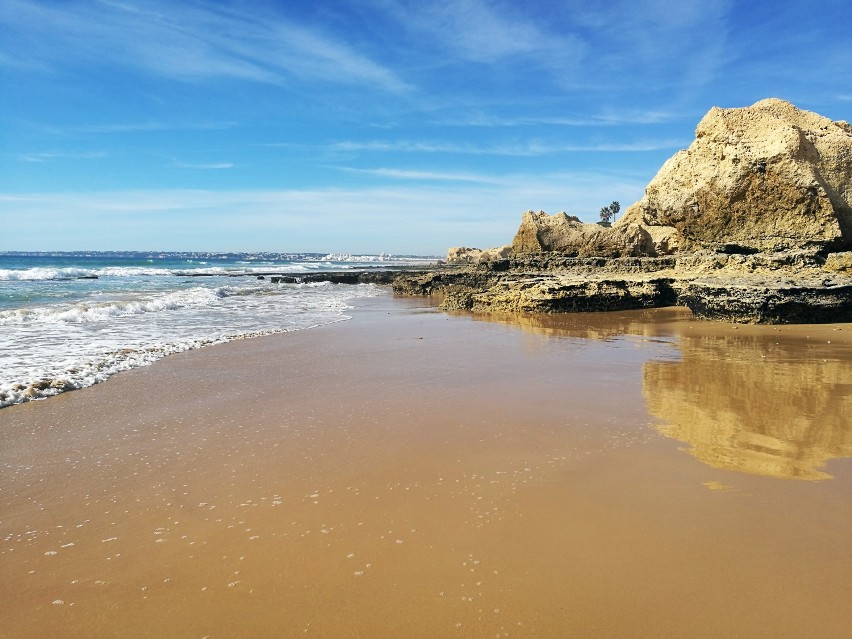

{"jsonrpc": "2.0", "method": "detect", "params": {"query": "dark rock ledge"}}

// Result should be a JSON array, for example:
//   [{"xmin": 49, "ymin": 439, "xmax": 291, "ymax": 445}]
[{"xmin": 386, "ymin": 252, "xmax": 852, "ymax": 324}]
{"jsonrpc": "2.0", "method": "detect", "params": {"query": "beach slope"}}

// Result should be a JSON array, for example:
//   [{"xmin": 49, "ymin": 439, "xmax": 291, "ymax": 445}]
[{"xmin": 1, "ymin": 295, "xmax": 851, "ymax": 638}]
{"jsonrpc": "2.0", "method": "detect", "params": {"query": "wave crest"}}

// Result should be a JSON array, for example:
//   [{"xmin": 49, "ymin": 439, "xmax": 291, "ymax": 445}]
[{"xmin": 0, "ymin": 287, "xmax": 224, "ymax": 325}]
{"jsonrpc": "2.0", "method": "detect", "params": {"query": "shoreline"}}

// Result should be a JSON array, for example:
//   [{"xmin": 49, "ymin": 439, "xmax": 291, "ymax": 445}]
[
  {"xmin": 2, "ymin": 294, "xmax": 851, "ymax": 637},
  {"xmin": 0, "ymin": 280, "xmax": 387, "ymax": 410}
]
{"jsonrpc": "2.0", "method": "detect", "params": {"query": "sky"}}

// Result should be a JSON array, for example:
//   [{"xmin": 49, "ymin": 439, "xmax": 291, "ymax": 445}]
[{"xmin": 1, "ymin": 0, "xmax": 851, "ymax": 255}]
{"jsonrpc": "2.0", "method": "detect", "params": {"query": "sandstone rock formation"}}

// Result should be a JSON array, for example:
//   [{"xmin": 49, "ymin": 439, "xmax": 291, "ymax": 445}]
[
  {"xmin": 446, "ymin": 245, "xmax": 512, "ymax": 264},
  {"xmin": 511, "ymin": 210, "xmax": 656, "ymax": 257},
  {"xmin": 618, "ymin": 98, "xmax": 852, "ymax": 253},
  {"xmin": 826, "ymin": 251, "xmax": 852, "ymax": 273},
  {"xmin": 446, "ymin": 247, "xmax": 482, "ymax": 263}
]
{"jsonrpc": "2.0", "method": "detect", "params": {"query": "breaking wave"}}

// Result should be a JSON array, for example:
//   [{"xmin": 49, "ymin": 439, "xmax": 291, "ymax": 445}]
[{"xmin": 0, "ymin": 281, "xmax": 383, "ymax": 409}]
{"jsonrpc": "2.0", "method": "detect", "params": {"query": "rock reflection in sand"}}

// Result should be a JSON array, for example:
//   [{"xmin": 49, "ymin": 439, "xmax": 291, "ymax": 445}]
[
  {"xmin": 469, "ymin": 308, "xmax": 852, "ymax": 480},
  {"xmin": 644, "ymin": 329, "xmax": 852, "ymax": 480},
  {"xmin": 467, "ymin": 306, "xmax": 687, "ymax": 344}
]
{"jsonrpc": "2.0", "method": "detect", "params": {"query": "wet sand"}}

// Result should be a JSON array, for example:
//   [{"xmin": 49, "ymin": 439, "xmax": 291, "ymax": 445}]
[{"xmin": 2, "ymin": 294, "xmax": 851, "ymax": 638}]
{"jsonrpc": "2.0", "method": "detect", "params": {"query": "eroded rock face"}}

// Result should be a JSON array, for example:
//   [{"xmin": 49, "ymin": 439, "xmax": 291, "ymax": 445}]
[
  {"xmin": 511, "ymin": 210, "xmax": 656, "ymax": 257},
  {"xmin": 441, "ymin": 276, "xmax": 676, "ymax": 314},
  {"xmin": 446, "ymin": 245, "xmax": 512, "ymax": 264},
  {"xmin": 619, "ymin": 98, "xmax": 852, "ymax": 252},
  {"xmin": 446, "ymin": 247, "xmax": 483, "ymax": 263}
]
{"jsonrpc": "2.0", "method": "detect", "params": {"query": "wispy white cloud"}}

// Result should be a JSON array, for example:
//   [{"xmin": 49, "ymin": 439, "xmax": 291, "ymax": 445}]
[
  {"xmin": 373, "ymin": 0, "xmax": 734, "ymax": 104},
  {"xmin": 337, "ymin": 167, "xmax": 502, "ymax": 183},
  {"xmin": 73, "ymin": 121, "xmax": 239, "ymax": 134},
  {"xmin": 437, "ymin": 110, "xmax": 678, "ymax": 128},
  {"xmin": 334, "ymin": 140, "xmax": 475, "ymax": 154},
  {"xmin": 0, "ymin": 49, "xmax": 49, "ymax": 71},
  {"xmin": 170, "ymin": 160, "xmax": 235, "ymax": 170},
  {"xmin": 0, "ymin": 0, "xmax": 410, "ymax": 92},
  {"xmin": 547, "ymin": 0, "xmax": 734, "ymax": 102},
  {"xmin": 19, "ymin": 151, "xmax": 109, "ymax": 163},
  {"xmin": 379, "ymin": 0, "xmax": 585, "ymax": 68},
  {"xmin": 553, "ymin": 141, "xmax": 686, "ymax": 153},
  {"xmin": 589, "ymin": 110, "xmax": 681, "ymax": 126},
  {"xmin": 333, "ymin": 138, "xmax": 685, "ymax": 156}
]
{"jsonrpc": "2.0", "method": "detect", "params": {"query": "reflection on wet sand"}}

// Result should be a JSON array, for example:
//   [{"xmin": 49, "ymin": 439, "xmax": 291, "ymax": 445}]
[
  {"xmin": 469, "ymin": 307, "xmax": 852, "ymax": 480},
  {"xmin": 467, "ymin": 306, "xmax": 689, "ymax": 343},
  {"xmin": 644, "ymin": 331, "xmax": 852, "ymax": 480}
]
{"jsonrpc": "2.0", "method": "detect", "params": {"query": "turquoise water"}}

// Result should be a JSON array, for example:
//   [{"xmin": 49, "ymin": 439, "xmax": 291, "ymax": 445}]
[{"xmin": 0, "ymin": 251, "xmax": 434, "ymax": 408}]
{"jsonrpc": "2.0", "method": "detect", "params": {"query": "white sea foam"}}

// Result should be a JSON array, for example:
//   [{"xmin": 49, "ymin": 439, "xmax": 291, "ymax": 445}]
[
  {"xmin": 0, "ymin": 281, "xmax": 383, "ymax": 408},
  {"xmin": 0, "ymin": 265, "xmax": 304, "ymax": 280},
  {"xmin": 0, "ymin": 267, "xmax": 96, "ymax": 281},
  {"xmin": 0, "ymin": 287, "xmax": 224, "ymax": 325},
  {"xmin": 0, "ymin": 266, "xmax": 186, "ymax": 280}
]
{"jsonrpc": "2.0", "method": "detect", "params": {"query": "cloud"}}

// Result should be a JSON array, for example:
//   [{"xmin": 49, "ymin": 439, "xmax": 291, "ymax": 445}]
[
  {"xmin": 0, "ymin": 173, "xmax": 648, "ymax": 253},
  {"xmin": 19, "ymin": 151, "xmax": 109, "ymax": 163},
  {"xmin": 372, "ymin": 0, "xmax": 734, "ymax": 103},
  {"xmin": 73, "ymin": 121, "xmax": 239, "ymax": 134},
  {"xmin": 334, "ymin": 140, "xmax": 476, "ymax": 154},
  {"xmin": 0, "ymin": 49, "xmax": 48, "ymax": 71},
  {"xmin": 0, "ymin": 0, "xmax": 410, "ymax": 92},
  {"xmin": 529, "ymin": 0, "xmax": 734, "ymax": 101},
  {"xmin": 436, "ymin": 110, "xmax": 678, "ymax": 128},
  {"xmin": 379, "ymin": 0, "xmax": 586, "ymax": 68},
  {"xmin": 170, "ymin": 160, "xmax": 235, "ymax": 170},
  {"xmin": 337, "ymin": 167, "xmax": 503, "ymax": 183},
  {"xmin": 333, "ymin": 138, "xmax": 685, "ymax": 156}
]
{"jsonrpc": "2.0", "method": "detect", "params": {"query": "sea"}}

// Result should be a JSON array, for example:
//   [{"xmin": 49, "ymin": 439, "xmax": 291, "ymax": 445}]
[{"xmin": 0, "ymin": 251, "xmax": 435, "ymax": 409}]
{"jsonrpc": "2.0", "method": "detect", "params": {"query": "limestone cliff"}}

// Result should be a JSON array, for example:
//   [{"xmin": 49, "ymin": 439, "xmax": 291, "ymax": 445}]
[{"xmin": 618, "ymin": 98, "xmax": 852, "ymax": 253}]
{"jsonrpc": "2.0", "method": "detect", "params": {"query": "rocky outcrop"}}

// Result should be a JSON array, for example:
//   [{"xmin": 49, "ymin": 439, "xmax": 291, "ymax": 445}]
[
  {"xmin": 446, "ymin": 245, "xmax": 512, "ymax": 264},
  {"xmin": 826, "ymin": 251, "xmax": 852, "ymax": 273},
  {"xmin": 390, "ymin": 247, "xmax": 852, "ymax": 323},
  {"xmin": 301, "ymin": 99, "xmax": 852, "ymax": 324},
  {"xmin": 440, "ymin": 275, "xmax": 677, "ymax": 314},
  {"xmin": 511, "ymin": 210, "xmax": 657, "ymax": 257},
  {"xmin": 618, "ymin": 98, "xmax": 852, "ymax": 253},
  {"xmin": 446, "ymin": 247, "xmax": 483, "ymax": 263},
  {"xmin": 676, "ymin": 278, "xmax": 852, "ymax": 323}
]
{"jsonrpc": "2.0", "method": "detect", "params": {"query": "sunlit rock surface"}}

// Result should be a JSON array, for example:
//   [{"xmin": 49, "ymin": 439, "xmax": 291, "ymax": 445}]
[
  {"xmin": 511, "ymin": 210, "xmax": 656, "ymax": 257},
  {"xmin": 619, "ymin": 98, "xmax": 852, "ymax": 253}
]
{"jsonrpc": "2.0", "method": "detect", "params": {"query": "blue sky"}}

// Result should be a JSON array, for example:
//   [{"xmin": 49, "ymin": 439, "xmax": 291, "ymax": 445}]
[{"xmin": 2, "ymin": 0, "xmax": 851, "ymax": 254}]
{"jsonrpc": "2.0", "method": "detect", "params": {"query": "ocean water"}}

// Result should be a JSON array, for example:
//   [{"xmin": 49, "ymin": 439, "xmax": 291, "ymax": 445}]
[{"xmin": 0, "ymin": 251, "xmax": 433, "ymax": 408}]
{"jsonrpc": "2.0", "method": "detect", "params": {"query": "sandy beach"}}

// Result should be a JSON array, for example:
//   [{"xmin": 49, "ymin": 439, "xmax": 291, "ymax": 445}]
[{"xmin": 2, "ymin": 293, "xmax": 851, "ymax": 638}]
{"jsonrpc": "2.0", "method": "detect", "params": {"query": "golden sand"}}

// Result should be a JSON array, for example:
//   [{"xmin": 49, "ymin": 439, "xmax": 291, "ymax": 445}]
[{"xmin": 1, "ymin": 296, "xmax": 851, "ymax": 637}]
